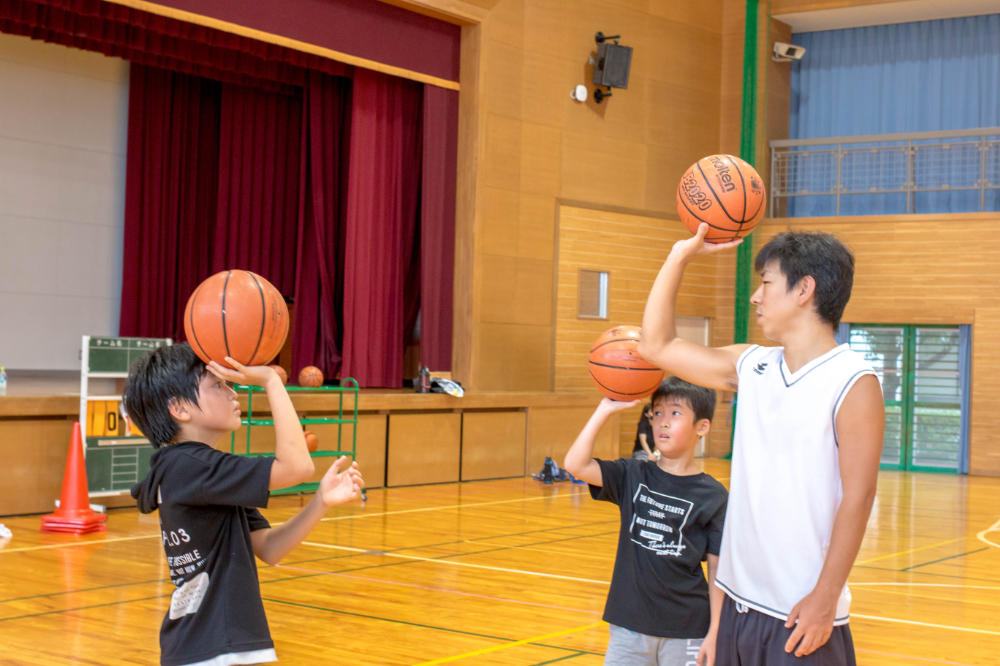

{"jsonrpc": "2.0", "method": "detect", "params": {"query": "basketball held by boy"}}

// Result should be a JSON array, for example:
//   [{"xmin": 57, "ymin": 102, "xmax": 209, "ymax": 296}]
[
  {"xmin": 564, "ymin": 377, "xmax": 728, "ymax": 666},
  {"xmin": 124, "ymin": 343, "xmax": 364, "ymax": 666}
]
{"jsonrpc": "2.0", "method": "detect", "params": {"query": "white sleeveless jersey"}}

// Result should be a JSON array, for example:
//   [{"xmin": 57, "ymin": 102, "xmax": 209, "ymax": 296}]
[{"xmin": 715, "ymin": 344, "xmax": 878, "ymax": 625}]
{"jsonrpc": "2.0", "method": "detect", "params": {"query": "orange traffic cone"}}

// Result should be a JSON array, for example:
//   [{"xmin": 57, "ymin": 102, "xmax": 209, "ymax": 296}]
[{"xmin": 40, "ymin": 422, "xmax": 107, "ymax": 534}]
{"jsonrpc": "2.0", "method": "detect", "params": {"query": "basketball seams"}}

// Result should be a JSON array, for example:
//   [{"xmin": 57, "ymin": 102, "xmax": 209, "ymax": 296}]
[
  {"xmin": 188, "ymin": 282, "xmax": 210, "ymax": 363},
  {"xmin": 246, "ymin": 272, "xmax": 267, "ymax": 366},
  {"xmin": 221, "ymin": 271, "xmax": 232, "ymax": 360},
  {"xmin": 695, "ymin": 162, "xmax": 741, "ymax": 225},
  {"xmin": 589, "ymin": 361, "xmax": 661, "ymax": 372},
  {"xmin": 590, "ymin": 337, "xmax": 641, "ymax": 353},
  {"xmin": 588, "ymin": 369, "xmax": 661, "ymax": 398},
  {"xmin": 727, "ymin": 156, "xmax": 748, "ymax": 221}
]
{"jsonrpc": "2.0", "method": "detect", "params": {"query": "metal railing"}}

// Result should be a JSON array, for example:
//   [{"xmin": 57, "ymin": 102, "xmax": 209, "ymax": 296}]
[{"xmin": 770, "ymin": 127, "xmax": 1000, "ymax": 216}]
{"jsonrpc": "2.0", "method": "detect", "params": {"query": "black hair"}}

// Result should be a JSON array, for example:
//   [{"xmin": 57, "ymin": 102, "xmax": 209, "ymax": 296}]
[
  {"xmin": 642, "ymin": 403, "xmax": 653, "ymax": 417},
  {"xmin": 122, "ymin": 343, "xmax": 208, "ymax": 448},
  {"xmin": 754, "ymin": 231, "xmax": 855, "ymax": 327},
  {"xmin": 651, "ymin": 376, "xmax": 716, "ymax": 423}
]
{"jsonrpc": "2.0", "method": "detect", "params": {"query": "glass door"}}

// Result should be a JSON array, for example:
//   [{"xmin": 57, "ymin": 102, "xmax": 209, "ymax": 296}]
[{"xmin": 848, "ymin": 325, "xmax": 961, "ymax": 472}]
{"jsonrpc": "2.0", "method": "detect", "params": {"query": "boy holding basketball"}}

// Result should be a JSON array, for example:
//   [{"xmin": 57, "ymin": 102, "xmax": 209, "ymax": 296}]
[
  {"xmin": 564, "ymin": 377, "xmax": 728, "ymax": 666},
  {"xmin": 639, "ymin": 224, "xmax": 884, "ymax": 665},
  {"xmin": 125, "ymin": 344, "xmax": 363, "ymax": 666}
]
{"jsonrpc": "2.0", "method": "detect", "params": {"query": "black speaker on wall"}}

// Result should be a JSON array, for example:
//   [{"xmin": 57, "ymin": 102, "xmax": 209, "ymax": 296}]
[{"xmin": 592, "ymin": 32, "xmax": 632, "ymax": 89}]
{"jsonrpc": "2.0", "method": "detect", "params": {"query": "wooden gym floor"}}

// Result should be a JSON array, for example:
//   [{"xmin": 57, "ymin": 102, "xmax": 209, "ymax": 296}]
[{"xmin": 0, "ymin": 459, "xmax": 998, "ymax": 665}]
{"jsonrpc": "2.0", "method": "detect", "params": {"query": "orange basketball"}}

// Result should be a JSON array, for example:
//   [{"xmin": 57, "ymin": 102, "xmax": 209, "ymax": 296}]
[
  {"xmin": 298, "ymin": 365, "xmax": 324, "ymax": 387},
  {"xmin": 304, "ymin": 431, "xmax": 318, "ymax": 453},
  {"xmin": 184, "ymin": 270, "xmax": 289, "ymax": 369},
  {"xmin": 589, "ymin": 325, "xmax": 664, "ymax": 401},
  {"xmin": 676, "ymin": 154, "xmax": 766, "ymax": 243},
  {"xmin": 269, "ymin": 365, "xmax": 288, "ymax": 385}
]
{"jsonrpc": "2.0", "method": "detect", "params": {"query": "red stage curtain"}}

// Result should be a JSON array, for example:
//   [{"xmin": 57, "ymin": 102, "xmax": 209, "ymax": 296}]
[
  {"xmin": 0, "ymin": 0, "xmax": 351, "ymax": 92},
  {"xmin": 291, "ymin": 71, "xmax": 352, "ymax": 380},
  {"xmin": 119, "ymin": 64, "xmax": 220, "ymax": 341},
  {"xmin": 342, "ymin": 69, "xmax": 423, "ymax": 388},
  {"xmin": 419, "ymin": 86, "xmax": 458, "ymax": 372},
  {"xmin": 213, "ymin": 83, "xmax": 303, "ymax": 297}
]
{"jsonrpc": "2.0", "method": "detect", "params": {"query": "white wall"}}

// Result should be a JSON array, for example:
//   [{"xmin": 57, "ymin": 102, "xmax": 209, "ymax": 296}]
[{"xmin": 0, "ymin": 33, "xmax": 129, "ymax": 370}]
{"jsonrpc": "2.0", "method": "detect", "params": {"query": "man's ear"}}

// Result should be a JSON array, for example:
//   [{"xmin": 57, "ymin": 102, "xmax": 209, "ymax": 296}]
[
  {"xmin": 168, "ymin": 398, "xmax": 194, "ymax": 424},
  {"xmin": 796, "ymin": 276, "xmax": 817, "ymax": 307},
  {"xmin": 696, "ymin": 418, "xmax": 711, "ymax": 437}
]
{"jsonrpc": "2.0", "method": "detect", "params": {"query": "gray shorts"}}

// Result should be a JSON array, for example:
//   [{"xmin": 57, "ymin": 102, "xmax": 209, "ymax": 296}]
[
  {"xmin": 631, "ymin": 450, "xmax": 651, "ymax": 461},
  {"xmin": 605, "ymin": 624, "xmax": 703, "ymax": 666}
]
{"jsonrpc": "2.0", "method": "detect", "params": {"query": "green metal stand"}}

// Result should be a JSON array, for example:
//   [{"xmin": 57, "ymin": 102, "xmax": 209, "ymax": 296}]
[{"xmin": 231, "ymin": 378, "xmax": 362, "ymax": 497}]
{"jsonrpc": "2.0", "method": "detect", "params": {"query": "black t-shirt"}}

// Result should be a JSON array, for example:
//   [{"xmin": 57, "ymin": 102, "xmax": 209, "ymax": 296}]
[
  {"xmin": 590, "ymin": 458, "xmax": 728, "ymax": 639},
  {"xmin": 632, "ymin": 417, "xmax": 655, "ymax": 453},
  {"xmin": 131, "ymin": 442, "xmax": 276, "ymax": 666}
]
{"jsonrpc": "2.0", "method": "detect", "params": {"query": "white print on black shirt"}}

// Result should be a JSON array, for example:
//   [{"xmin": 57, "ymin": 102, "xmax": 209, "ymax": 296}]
[
  {"xmin": 629, "ymin": 484, "xmax": 693, "ymax": 556},
  {"xmin": 169, "ymin": 572, "xmax": 210, "ymax": 619}
]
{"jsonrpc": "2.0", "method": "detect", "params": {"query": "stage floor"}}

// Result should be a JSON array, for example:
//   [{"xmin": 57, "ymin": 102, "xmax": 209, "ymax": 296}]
[{"xmin": 0, "ymin": 460, "xmax": 997, "ymax": 665}]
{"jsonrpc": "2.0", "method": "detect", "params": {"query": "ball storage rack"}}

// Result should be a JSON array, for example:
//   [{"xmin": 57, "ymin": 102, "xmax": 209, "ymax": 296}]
[{"xmin": 231, "ymin": 378, "xmax": 365, "ymax": 499}]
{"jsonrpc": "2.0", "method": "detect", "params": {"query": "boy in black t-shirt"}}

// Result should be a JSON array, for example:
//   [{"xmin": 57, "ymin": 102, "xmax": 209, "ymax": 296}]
[
  {"xmin": 564, "ymin": 377, "xmax": 727, "ymax": 666},
  {"xmin": 124, "ymin": 344, "xmax": 363, "ymax": 666}
]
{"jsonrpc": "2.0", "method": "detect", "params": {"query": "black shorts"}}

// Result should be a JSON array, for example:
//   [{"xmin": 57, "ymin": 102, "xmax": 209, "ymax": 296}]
[{"xmin": 716, "ymin": 594, "xmax": 857, "ymax": 666}]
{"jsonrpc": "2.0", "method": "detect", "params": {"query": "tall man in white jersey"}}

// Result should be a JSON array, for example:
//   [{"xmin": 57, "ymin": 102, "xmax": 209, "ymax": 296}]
[{"xmin": 639, "ymin": 224, "xmax": 884, "ymax": 664}]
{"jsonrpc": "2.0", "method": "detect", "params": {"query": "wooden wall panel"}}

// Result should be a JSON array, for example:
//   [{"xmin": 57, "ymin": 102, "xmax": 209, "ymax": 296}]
[
  {"xmin": 303, "ymin": 415, "xmax": 388, "ymax": 489},
  {"xmin": 756, "ymin": 213, "xmax": 1000, "ymax": 476},
  {"xmin": 467, "ymin": 0, "xmax": 725, "ymax": 391},
  {"xmin": 771, "ymin": 0, "xmax": 909, "ymax": 14},
  {"xmin": 553, "ymin": 205, "xmax": 724, "ymax": 455},
  {"xmin": 526, "ymin": 406, "xmax": 619, "ymax": 474},
  {"xmin": 0, "ymin": 419, "xmax": 75, "ymax": 516},
  {"xmin": 461, "ymin": 411, "xmax": 527, "ymax": 480},
  {"xmin": 387, "ymin": 412, "xmax": 463, "ymax": 486}
]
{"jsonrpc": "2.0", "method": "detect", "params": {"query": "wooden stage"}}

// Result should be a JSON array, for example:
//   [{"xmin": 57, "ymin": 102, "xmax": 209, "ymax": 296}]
[
  {"xmin": 0, "ymin": 459, "xmax": 997, "ymax": 665},
  {"xmin": 0, "ymin": 390, "xmax": 620, "ymax": 516}
]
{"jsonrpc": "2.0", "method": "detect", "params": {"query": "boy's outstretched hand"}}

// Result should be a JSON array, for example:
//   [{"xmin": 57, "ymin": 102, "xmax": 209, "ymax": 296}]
[
  {"xmin": 319, "ymin": 456, "xmax": 364, "ymax": 507},
  {"xmin": 207, "ymin": 357, "xmax": 280, "ymax": 388},
  {"xmin": 670, "ymin": 223, "xmax": 743, "ymax": 264}
]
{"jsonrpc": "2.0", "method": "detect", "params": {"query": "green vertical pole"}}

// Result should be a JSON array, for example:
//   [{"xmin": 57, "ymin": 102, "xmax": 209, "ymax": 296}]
[{"xmin": 726, "ymin": 0, "xmax": 760, "ymax": 459}]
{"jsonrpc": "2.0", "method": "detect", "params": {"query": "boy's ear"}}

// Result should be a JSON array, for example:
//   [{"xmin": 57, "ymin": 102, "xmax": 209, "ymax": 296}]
[
  {"xmin": 168, "ymin": 398, "xmax": 194, "ymax": 424},
  {"xmin": 695, "ymin": 418, "xmax": 711, "ymax": 437}
]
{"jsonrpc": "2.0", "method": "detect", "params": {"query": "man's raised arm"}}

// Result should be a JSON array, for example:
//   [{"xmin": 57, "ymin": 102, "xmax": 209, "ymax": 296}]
[{"xmin": 638, "ymin": 223, "xmax": 749, "ymax": 392}]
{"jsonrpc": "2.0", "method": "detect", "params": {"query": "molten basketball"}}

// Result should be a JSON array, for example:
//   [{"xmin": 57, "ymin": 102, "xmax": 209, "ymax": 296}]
[
  {"xmin": 184, "ymin": 271, "xmax": 289, "ymax": 369},
  {"xmin": 269, "ymin": 365, "xmax": 288, "ymax": 385},
  {"xmin": 304, "ymin": 431, "xmax": 318, "ymax": 453},
  {"xmin": 676, "ymin": 154, "xmax": 766, "ymax": 243},
  {"xmin": 589, "ymin": 325, "xmax": 664, "ymax": 401},
  {"xmin": 299, "ymin": 365, "xmax": 324, "ymax": 388}
]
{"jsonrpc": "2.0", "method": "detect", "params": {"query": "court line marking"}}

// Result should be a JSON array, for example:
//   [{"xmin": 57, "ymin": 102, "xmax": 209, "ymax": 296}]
[
  {"xmin": 976, "ymin": 517, "xmax": 1000, "ymax": 548},
  {"xmin": 530, "ymin": 652, "xmax": 590, "ymax": 666},
  {"xmin": 0, "ymin": 521, "xmax": 617, "ymax": 605},
  {"xmin": 851, "ymin": 585, "xmax": 1000, "ymax": 609},
  {"xmin": 851, "ymin": 582, "xmax": 1000, "ymax": 589},
  {"xmin": 411, "ymin": 621, "xmax": 605, "ymax": 666},
  {"xmin": 901, "ymin": 546, "xmax": 989, "ymax": 571},
  {"xmin": 854, "ymin": 537, "xmax": 970, "ymax": 565},
  {"xmin": 276, "ymin": 563, "xmax": 603, "ymax": 615},
  {"xmin": 301, "ymin": 541, "xmax": 613, "ymax": 585},
  {"xmin": 260, "ymin": 596, "xmax": 605, "ymax": 658},
  {"xmin": 0, "ymin": 493, "xmax": 580, "ymax": 555},
  {"xmin": 855, "ymin": 648, "xmax": 977, "ymax": 666},
  {"xmin": 852, "ymin": 613, "xmax": 1000, "ymax": 636},
  {"xmin": 0, "ymin": 534, "xmax": 162, "ymax": 554},
  {"xmin": 468, "ymin": 541, "xmax": 616, "ymax": 562}
]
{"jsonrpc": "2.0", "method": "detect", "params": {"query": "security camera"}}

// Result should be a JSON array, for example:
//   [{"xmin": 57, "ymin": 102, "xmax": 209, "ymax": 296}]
[{"xmin": 773, "ymin": 42, "xmax": 805, "ymax": 62}]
